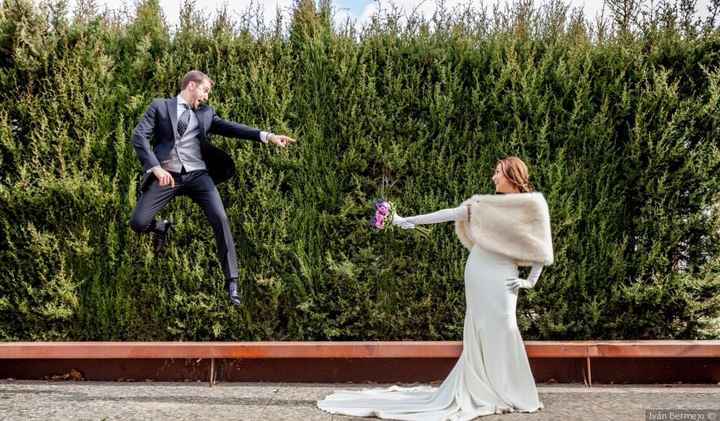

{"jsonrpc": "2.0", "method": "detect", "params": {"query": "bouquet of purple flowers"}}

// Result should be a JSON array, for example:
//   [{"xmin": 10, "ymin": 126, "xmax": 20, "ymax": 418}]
[
  {"xmin": 370, "ymin": 199, "xmax": 430, "ymax": 237},
  {"xmin": 370, "ymin": 199, "xmax": 394, "ymax": 230}
]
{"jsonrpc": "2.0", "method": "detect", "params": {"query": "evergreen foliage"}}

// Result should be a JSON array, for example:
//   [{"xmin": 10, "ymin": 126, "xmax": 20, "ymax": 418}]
[{"xmin": 1, "ymin": 0, "xmax": 719, "ymax": 340}]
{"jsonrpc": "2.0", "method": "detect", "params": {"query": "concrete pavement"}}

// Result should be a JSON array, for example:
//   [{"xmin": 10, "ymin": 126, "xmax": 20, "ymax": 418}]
[{"xmin": 0, "ymin": 381, "xmax": 719, "ymax": 420}]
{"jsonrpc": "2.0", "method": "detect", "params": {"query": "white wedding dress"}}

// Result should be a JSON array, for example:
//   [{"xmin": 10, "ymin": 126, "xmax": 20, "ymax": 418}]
[{"xmin": 318, "ymin": 206, "xmax": 544, "ymax": 420}]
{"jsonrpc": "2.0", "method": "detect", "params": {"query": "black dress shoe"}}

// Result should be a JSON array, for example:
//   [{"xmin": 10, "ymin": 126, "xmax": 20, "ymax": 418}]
[
  {"xmin": 225, "ymin": 279, "xmax": 242, "ymax": 306},
  {"xmin": 152, "ymin": 218, "xmax": 173, "ymax": 255}
]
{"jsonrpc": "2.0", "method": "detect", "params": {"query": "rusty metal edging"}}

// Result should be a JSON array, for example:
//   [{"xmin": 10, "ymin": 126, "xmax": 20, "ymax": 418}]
[{"xmin": 2, "ymin": 341, "xmax": 720, "ymax": 386}]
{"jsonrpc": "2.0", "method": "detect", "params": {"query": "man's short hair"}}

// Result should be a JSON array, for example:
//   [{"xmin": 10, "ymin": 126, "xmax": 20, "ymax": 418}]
[{"xmin": 180, "ymin": 70, "xmax": 214, "ymax": 90}]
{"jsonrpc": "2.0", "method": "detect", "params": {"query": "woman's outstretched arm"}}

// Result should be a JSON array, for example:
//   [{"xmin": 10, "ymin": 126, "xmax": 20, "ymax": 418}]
[{"xmin": 392, "ymin": 205, "xmax": 469, "ymax": 228}]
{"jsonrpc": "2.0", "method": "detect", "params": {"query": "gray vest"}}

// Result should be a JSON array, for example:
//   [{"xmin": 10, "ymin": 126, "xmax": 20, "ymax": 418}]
[{"xmin": 162, "ymin": 102, "xmax": 206, "ymax": 173}]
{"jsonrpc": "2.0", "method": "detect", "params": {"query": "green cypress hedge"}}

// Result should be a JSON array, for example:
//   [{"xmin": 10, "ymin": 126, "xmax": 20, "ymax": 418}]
[{"xmin": 1, "ymin": 0, "xmax": 718, "ymax": 340}]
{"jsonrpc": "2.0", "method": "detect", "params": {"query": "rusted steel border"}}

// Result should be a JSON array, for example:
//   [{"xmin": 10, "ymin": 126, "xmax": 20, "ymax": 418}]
[
  {"xmin": 4, "ymin": 341, "xmax": 719, "ymax": 359},
  {"xmin": 1, "ymin": 341, "xmax": 718, "ymax": 386},
  {"xmin": 588, "ymin": 341, "xmax": 720, "ymax": 358},
  {"xmin": 0, "ymin": 341, "xmax": 462, "ymax": 359}
]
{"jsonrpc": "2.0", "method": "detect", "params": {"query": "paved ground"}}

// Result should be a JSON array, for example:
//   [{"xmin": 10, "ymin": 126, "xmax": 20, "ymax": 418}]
[{"xmin": 0, "ymin": 381, "xmax": 719, "ymax": 421}]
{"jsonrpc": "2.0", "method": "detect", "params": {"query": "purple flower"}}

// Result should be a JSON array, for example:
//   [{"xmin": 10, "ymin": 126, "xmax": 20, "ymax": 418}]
[
  {"xmin": 376, "ymin": 212, "xmax": 386, "ymax": 226},
  {"xmin": 376, "ymin": 203, "xmax": 390, "ymax": 216},
  {"xmin": 370, "ymin": 199, "xmax": 394, "ymax": 231},
  {"xmin": 370, "ymin": 215, "xmax": 383, "ymax": 230}
]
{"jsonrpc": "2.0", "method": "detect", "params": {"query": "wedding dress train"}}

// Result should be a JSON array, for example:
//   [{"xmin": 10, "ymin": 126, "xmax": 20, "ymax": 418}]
[{"xmin": 318, "ymin": 248, "xmax": 543, "ymax": 420}]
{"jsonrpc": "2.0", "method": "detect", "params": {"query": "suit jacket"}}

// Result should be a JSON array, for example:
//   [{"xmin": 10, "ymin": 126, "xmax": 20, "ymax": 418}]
[{"xmin": 132, "ymin": 97, "xmax": 262, "ymax": 192}]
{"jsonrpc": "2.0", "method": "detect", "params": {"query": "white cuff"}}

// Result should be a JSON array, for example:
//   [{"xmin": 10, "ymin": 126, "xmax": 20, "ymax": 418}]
[{"xmin": 260, "ymin": 131, "xmax": 272, "ymax": 144}]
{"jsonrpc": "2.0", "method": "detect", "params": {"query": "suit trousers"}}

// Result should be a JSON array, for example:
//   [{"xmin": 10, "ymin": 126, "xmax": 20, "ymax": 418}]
[{"xmin": 129, "ymin": 169, "xmax": 238, "ymax": 280}]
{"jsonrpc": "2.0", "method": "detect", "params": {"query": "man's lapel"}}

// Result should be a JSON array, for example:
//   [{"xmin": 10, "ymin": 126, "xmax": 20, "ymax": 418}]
[
  {"xmin": 197, "ymin": 106, "xmax": 206, "ymax": 140},
  {"xmin": 167, "ymin": 97, "xmax": 178, "ymax": 137}
]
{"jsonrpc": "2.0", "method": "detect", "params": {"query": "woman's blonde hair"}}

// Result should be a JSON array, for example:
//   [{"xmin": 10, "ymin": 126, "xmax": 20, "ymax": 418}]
[{"xmin": 497, "ymin": 156, "xmax": 534, "ymax": 193}]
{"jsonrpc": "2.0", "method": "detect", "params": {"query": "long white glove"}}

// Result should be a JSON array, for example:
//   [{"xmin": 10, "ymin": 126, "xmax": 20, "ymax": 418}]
[
  {"xmin": 392, "ymin": 206, "xmax": 468, "ymax": 229},
  {"xmin": 505, "ymin": 264, "xmax": 543, "ymax": 292}
]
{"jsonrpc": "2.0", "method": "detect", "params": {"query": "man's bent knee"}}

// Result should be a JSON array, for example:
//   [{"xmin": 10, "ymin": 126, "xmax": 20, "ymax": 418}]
[{"xmin": 129, "ymin": 215, "xmax": 153, "ymax": 233}]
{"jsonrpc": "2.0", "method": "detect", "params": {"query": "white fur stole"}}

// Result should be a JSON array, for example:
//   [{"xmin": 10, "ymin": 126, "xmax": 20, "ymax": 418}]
[{"xmin": 454, "ymin": 192, "xmax": 554, "ymax": 266}]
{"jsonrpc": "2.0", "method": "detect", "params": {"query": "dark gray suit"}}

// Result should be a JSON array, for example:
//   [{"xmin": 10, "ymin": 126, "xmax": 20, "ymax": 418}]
[{"xmin": 129, "ymin": 97, "xmax": 263, "ymax": 280}]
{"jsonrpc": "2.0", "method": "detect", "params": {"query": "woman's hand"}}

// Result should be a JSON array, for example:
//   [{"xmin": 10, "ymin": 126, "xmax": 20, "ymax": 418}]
[
  {"xmin": 392, "ymin": 214, "xmax": 415, "ymax": 229},
  {"xmin": 505, "ymin": 278, "xmax": 532, "ymax": 292}
]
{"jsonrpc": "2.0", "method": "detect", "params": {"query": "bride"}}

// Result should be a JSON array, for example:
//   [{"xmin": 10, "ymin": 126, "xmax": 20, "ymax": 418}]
[{"xmin": 318, "ymin": 156, "xmax": 554, "ymax": 420}]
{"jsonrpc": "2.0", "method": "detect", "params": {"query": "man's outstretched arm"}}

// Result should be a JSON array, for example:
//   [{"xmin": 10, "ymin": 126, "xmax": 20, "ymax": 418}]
[{"xmin": 210, "ymin": 110, "xmax": 296, "ymax": 147}]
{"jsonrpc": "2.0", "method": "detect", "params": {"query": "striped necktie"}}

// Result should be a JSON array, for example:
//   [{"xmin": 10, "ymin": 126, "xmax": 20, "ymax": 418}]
[{"xmin": 177, "ymin": 103, "xmax": 191, "ymax": 137}]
